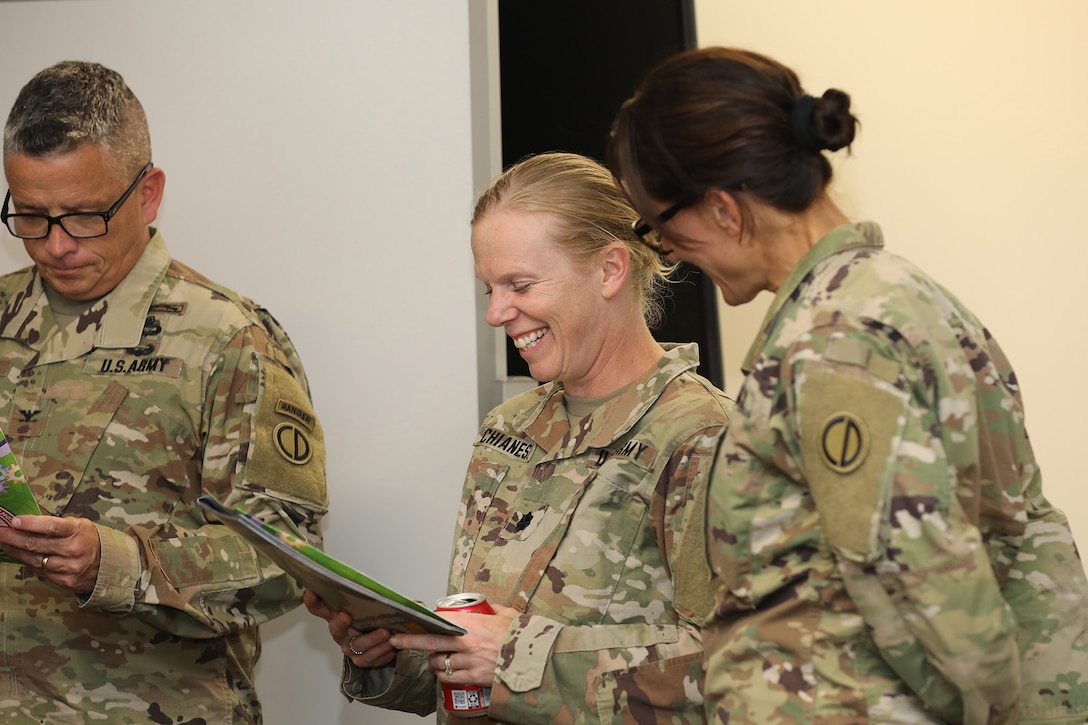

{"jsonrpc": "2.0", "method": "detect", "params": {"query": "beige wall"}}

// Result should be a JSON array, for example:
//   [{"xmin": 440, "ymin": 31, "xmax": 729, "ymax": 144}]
[
  {"xmin": 1, "ymin": 3, "xmax": 1084, "ymax": 723},
  {"xmin": 696, "ymin": 1, "xmax": 1088, "ymax": 546}
]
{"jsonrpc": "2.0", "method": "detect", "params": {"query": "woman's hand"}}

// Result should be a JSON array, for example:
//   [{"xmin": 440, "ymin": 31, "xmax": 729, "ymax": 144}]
[
  {"xmin": 303, "ymin": 590, "xmax": 398, "ymax": 669},
  {"xmin": 389, "ymin": 603, "xmax": 518, "ymax": 688}
]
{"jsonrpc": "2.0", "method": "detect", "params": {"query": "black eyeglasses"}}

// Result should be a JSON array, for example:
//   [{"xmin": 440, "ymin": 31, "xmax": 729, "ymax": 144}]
[
  {"xmin": 631, "ymin": 199, "xmax": 691, "ymax": 253},
  {"xmin": 2, "ymin": 161, "xmax": 153, "ymax": 241}
]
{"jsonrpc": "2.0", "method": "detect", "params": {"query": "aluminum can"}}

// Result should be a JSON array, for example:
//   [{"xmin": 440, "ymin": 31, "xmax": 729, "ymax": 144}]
[{"xmin": 435, "ymin": 593, "xmax": 494, "ymax": 717}]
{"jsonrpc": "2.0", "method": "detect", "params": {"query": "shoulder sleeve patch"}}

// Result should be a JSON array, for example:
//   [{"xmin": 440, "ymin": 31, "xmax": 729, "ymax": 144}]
[
  {"xmin": 798, "ymin": 361, "xmax": 907, "ymax": 562},
  {"xmin": 242, "ymin": 355, "xmax": 328, "ymax": 512}
]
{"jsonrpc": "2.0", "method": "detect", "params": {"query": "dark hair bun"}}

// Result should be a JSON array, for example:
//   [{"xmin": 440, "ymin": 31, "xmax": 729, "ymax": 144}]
[{"xmin": 812, "ymin": 89, "xmax": 857, "ymax": 152}]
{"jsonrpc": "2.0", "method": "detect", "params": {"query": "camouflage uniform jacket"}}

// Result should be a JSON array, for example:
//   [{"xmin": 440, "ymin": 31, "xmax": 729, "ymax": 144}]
[
  {"xmin": 704, "ymin": 221, "xmax": 1088, "ymax": 725},
  {"xmin": 0, "ymin": 230, "xmax": 328, "ymax": 724},
  {"xmin": 341, "ymin": 343, "xmax": 732, "ymax": 723}
]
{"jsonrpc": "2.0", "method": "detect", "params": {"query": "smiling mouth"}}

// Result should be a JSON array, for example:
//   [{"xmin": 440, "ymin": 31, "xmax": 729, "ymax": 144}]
[{"xmin": 513, "ymin": 328, "xmax": 549, "ymax": 350}]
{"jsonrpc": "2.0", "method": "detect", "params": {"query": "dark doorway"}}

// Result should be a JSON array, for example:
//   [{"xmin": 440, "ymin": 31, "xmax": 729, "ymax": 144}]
[{"xmin": 497, "ymin": 0, "xmax": 723, "ymax": 389}]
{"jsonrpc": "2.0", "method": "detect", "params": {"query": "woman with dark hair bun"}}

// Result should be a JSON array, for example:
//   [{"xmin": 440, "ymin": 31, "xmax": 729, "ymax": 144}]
[{"xmin": 609, "ymin": 46, "xmax": 1088, "ymax": 725}]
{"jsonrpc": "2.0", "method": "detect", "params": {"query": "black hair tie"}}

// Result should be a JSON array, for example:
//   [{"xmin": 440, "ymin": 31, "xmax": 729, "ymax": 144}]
[{"xmin": 791, "ymin": 94, "xmax": 822, "ymax": 154}]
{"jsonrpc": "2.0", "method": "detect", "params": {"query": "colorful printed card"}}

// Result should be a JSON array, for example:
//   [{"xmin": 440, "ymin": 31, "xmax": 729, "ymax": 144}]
[{"xmin": 0, "ymin": 427, "xmax": 41, "ymax": 563}]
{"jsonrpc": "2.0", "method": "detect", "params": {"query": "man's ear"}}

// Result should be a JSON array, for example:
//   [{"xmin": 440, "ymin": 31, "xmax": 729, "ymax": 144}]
[
  {"xmin": 599, "ymin": 242, "xmax": 631, "ymax": 301},
  {"xmin": 704, "ymin": 187, "xmax": 744, "ymax": 238},
  {"xmin": 138, "ymin": 166, "xmax": 166, "ymax": 224}
]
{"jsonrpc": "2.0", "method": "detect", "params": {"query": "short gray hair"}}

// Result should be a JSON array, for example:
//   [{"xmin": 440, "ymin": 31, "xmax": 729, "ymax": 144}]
[{"xmin": 4, "ymin": 60, "xmax": 151, "ymax": 178}]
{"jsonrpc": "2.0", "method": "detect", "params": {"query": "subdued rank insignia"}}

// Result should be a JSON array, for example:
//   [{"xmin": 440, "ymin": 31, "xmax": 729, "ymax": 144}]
[{"xmin": 820, "ymin": 412, "xmax": 869, "ymax": 473}]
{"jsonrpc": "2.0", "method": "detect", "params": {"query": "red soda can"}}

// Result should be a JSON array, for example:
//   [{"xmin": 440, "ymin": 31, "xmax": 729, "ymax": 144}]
[{"xmin": 435, "ymin": 593, "xmax": 494, "ymax": 717}]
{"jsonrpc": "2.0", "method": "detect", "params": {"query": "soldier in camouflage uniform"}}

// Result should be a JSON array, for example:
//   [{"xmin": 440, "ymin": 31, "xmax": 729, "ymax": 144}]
[
  {"xmin": 306, "ymin": 152, "xmax": 732, "ymax": 723},
  {"xmin": 609, "ymin": 47, "xmax": 1088, "ymax": 724},
  {"xmin": 0, "ymin": 61, "xmax": 327, "ymax": 723}
]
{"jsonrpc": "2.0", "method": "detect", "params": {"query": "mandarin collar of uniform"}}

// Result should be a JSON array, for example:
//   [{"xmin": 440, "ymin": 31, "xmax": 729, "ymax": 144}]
[
  {"xmin": 740, "ymin": 221, "xmax": 885, "ymax": 375},
  {"xmin": 517, "ymin": 342, "xmax": 701, "ymax": 456},
  {"xmin": 94, "ymin": 227, "xmax": 170, "ymax": 348},
  {"xmin": 1, "ymin": 228, "xmax": 170, "ymax": 360}
]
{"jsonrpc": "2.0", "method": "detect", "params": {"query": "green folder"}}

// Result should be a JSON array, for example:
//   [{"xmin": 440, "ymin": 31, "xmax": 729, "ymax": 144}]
[
  {"xmin": 0, "ymin": 428, "xmax": 42, "ymax": 564},
  {"xmin": 198, "ymin": 495, "xmax": 464, "ymax": 636}
]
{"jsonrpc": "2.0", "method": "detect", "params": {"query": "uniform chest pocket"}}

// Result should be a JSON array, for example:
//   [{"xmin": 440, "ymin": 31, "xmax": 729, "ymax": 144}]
[
  {"xmin": 456, "ymin": 457, "xmax": 599, "ymax": 602},
  {"xmin": 496, "ymin": 470, "xmax": 594, "ymax": 547}
]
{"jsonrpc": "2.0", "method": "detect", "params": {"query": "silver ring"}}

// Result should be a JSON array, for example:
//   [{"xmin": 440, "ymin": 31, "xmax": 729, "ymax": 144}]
[
  {"xmin": 40, "ymin": 555, "xmax": 49, "ymax": 571},
  {"xmin": 347, "ymin": 634, "xmax": 365, "ymax": 656},
  {"xmin": 444, "ymin": 653, "xmax": 454, "ymax": 676}
]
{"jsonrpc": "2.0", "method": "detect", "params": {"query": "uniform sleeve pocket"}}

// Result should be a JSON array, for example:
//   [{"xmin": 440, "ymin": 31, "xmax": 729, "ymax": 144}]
[
  {"xmin": 240, "ymin": 355, "xmax": 327, "ymax": 512},
  {"xmin": 151, "ymin": 528, "xmax": 261, "ymax": 590},
  {"xmin": 797, "ymin": 361, "xmax": 908, "ymax": 563}
]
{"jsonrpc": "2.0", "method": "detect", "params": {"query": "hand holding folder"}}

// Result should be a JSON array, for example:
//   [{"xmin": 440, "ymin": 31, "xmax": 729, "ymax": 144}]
[
  {"xmin": 0, "ymin": 428, "xmax": 43, "ymax": 564},
  {"xmin": 198, "ymin": 495, "xmax": 463, "ymax": 636}
]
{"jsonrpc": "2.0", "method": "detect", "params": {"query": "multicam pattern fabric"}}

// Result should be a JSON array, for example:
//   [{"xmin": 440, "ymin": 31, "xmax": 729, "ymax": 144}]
[
  {"xmin": 341, "ymin": 343, "xmax": 732, "ymax": 723},
  {"xmin": 0, "ymin": 230, "xmax": 328, "ymax": 724},
  {"xmin": 704, "ymin": 221, "xmax": 1088, "ymax": 724}
]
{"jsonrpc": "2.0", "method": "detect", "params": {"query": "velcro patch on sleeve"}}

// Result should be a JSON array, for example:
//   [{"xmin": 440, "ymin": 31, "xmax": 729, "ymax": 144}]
[
  {"xmin": 244, "ymin": 356, "xmax": 328, "ymax": 512},
  {"xmin": 798, "ymin": 361, "xmax": 906, "ymax": 563}
]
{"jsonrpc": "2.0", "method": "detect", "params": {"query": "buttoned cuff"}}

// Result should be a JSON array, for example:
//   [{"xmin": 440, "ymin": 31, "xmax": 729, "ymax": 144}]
[
  {"xmin": 339, "ymin": 648, "xmax": 437, "ymax": 716},
  {"xmin": 341, "ymin": 657, "xmax": 395, "ymax": 701},
  {"xmin": 79, "ymin": 524, "xmax": 140, "ymax": 613}
]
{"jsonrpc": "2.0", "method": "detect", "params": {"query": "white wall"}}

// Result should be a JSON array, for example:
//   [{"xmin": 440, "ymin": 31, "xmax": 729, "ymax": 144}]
[
  {"xmin": 0, "ymin": 2, "xmax": 479, "ymax": 724},
  {"xmin": 698, "ymin": 1, "xmax": 1088, "ymax": 548}
]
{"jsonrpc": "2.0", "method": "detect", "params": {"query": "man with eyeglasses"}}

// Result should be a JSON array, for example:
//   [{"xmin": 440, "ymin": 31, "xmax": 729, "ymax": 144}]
[{"xmin": 0, "ymin": 61, "xmax": 328, "ymax": 723}]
